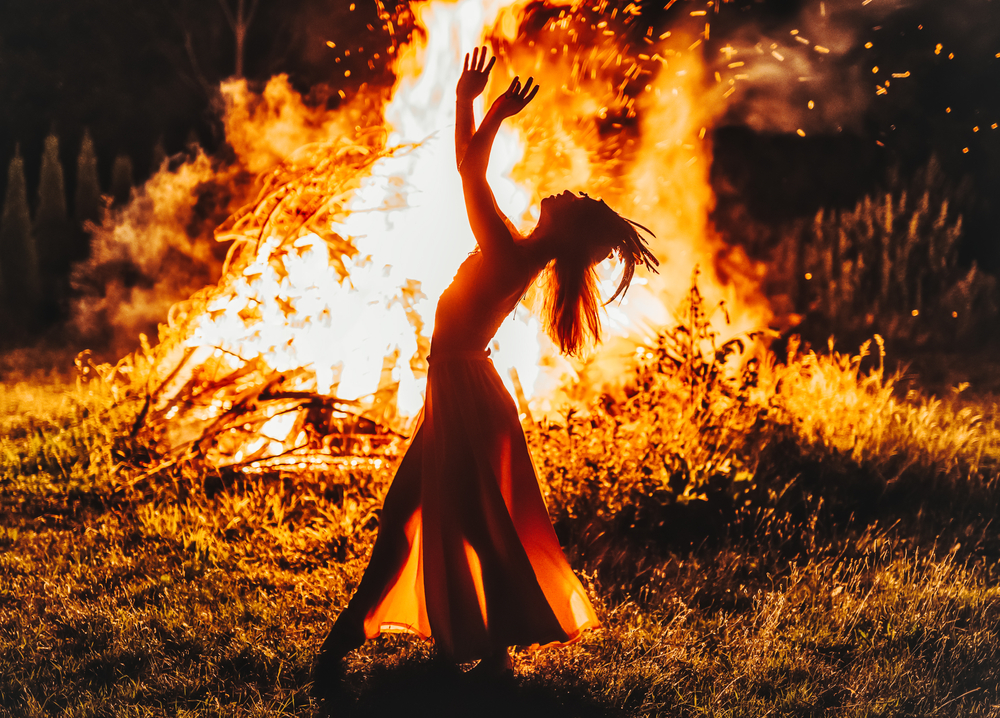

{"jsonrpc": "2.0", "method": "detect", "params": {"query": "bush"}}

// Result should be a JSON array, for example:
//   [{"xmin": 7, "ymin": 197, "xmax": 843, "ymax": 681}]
[
  {"xmin": 528, "ymin": 273, "xmax": 998, "ymax": 563},
  {"xmin": 766, "ymin": 158, "xmax": 998, "ymax": 346}
]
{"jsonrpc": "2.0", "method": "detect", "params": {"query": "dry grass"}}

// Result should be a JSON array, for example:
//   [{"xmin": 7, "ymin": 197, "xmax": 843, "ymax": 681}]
[{"xmin": 2, "ymin": 288, "xmax": 999, "ymax": 716}]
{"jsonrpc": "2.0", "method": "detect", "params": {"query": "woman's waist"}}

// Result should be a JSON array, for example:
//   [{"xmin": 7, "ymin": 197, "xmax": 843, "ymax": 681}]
[
  {"xmin": 426, "ymin": 346, "xmax": 492, "ymax": 364},
  {"xmin": 428, "ymin": 321, "xmax": 495, "ymax": 361}
]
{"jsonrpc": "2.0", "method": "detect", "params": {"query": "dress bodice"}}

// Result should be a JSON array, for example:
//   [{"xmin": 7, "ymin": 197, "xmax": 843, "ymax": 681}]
[{"xmin": 430, "ymin": 251, "xmax": 536, "ymax": 353}]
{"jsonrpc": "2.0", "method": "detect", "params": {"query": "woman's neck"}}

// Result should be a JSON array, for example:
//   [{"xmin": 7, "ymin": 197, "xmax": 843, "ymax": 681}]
[{"xmin": 520, "ymin": 227, "xmax": 560, "ymax": 270}]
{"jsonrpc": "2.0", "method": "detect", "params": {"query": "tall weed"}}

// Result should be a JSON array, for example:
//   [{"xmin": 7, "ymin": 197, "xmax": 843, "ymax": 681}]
[
  {"xmin": 765, "ymin": 158, "xmax": 999, "ymax": 346},
  {"xmin": 529, "ymin": 275, "xmax": 998, "ymax": 558}
]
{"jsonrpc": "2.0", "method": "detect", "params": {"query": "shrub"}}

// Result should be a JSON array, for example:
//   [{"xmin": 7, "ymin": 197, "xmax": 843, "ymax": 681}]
[
  {"xmin": 770, "ymin": 158, "xmax": 998, "ymax": 346},
  {"xmin": 528, "ymin": 273, "xmax": 998, "ymax": 560},
  {"xmin": 35, "ymin": 133, "xmax": 72, "ymax": 279},
  {"xmin": 74, "ymin": 129, "xmax": 102, "ymax": 261},
  {"xmin": 110, "ymin": 154, "xmax": 134, "ymax": 207}
]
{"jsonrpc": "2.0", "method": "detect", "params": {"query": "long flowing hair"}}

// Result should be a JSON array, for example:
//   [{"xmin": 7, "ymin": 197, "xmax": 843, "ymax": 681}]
[
  {"xmin": 542, "ymin": 252, "xmax": 601, "ymax": 357},
  {"xmin": 540, "ymin": 196, "xmax": 658, "ymax": 356}
]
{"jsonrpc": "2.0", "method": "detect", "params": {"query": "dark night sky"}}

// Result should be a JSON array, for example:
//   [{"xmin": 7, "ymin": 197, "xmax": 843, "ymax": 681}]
[
  {"xmin": 0, "ymin": 0, "xmax": 997, "ymax": 265},
  {"xmin": 0, "ymin": 0, "xmax": 404, "ymax": 192}
]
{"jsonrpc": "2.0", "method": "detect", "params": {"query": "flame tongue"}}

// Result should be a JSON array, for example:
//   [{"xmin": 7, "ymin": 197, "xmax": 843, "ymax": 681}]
[
  {"xmin": 332, "ymin": 0, "xmax": 548, "ymax": 416},
  {"xmin": 144, "ymin": 0, "xmax": 770, "ymax": 471}
]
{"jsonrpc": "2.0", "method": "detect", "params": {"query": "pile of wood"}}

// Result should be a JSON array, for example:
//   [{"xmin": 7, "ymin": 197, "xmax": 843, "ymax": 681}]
[{"xmin": 127, "ymin": 130, "xmax": 418, "ymax": 474}]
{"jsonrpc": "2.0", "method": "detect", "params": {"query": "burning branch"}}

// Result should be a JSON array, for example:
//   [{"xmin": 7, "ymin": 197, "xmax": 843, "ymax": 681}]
[{"xmin": 130, "ymin": 130, "xmax": 420, "ymax": 473}]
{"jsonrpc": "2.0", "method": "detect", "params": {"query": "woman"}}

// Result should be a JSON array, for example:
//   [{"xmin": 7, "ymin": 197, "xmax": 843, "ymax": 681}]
[{"xmin": 313, "ymin": 47, "xmax": 658, "ymax": 691}]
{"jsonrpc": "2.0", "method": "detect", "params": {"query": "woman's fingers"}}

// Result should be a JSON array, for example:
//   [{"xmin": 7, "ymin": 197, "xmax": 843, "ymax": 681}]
[
  {"xmin": 473, "ymin": 45, "xmax": 492, "ymax": 72},
  {"xmin": 491, "ymin": 72, "xmax": 539, "ymax": 114},
  {"xmin": 464, "ymin": 47, "xmax": 494, "ymax": 74},
  {"xmin": 510, "ymin": 77, "xmax": 537, "ymax": 103}
]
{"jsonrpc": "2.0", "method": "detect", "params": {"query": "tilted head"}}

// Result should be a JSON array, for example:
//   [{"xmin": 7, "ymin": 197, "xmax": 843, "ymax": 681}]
[{"xmin": 532, "ymin": 191, "xmax": 659, "ymax": 355}]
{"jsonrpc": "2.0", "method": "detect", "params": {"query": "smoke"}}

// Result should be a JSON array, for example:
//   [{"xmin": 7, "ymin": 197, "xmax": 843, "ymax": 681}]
[
  {"xmin": 219, "ymin": 75, "xmax": 384, "ymax": 175},
  {"xmin": 70, "ymin": 75, "xmax": 386, "ymax": 358},
  {"xmin": 714, "ymin": 0, "xmax": 981, "ymax": 135},
  {"xmin": 70, "ymin": 151, "xmax": 239, "ymax": 359}
]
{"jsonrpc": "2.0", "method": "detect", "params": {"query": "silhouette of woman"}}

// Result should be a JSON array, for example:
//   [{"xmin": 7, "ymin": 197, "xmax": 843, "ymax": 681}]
[{"xmin": 313, "ymin": 47, "xmax": 658, "ymax": 691}]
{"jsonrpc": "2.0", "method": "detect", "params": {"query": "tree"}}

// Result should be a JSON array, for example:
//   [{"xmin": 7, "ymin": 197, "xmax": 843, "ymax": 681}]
[
  {"xmin": 0, "ymin": 149, "xmax": 41, "ymax": 328},
  {"xmin": 159, "ymin": 0, "xmax": 261, "ymax": 92},
  {"xmin": 110, "ymin": 154, "xmax": 134, "ymax": 207},
  {"xmin": 217, "ymin": 0, "xmax": 261, "ymax": 79},
  {"xmin": 74, "ymin": 129, "xmax": 102, "ymax": 263},
  {"xmin": 75, "ymin": 129, "xmax": 101, "ymax": 227},
  {"xmin": 34, "ymin": 132, "xmax": 72, "ymax": 295},
  {"xmin": 151, "ymin": 136, "xmax": 168, "ymax": 173}
]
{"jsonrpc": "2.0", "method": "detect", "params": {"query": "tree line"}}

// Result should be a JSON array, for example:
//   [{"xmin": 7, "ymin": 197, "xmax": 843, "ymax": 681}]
[{"xmin": 0, "ymin": 132, "xmax": 135, "ymax": 339}]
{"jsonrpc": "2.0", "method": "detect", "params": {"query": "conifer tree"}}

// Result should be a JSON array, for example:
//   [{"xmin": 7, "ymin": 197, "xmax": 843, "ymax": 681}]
[
  {"xmin": 75, "ymin": 130, "xmax": 101, "ymax": 227},
  {"xmin": 74, "ymin": 130, "xmax": 102, "ymax": 264},
  {"xmin": 34, "ymin": 132, "xmax": 72, "ymax": 287},
  {"xmin": 110, "ymin": 154, "xmax": 133, "ymax": 207},
  {"xmin": 185, "ymin": 129, "xmax": 202, "ymax": 158},
  {"xmin": 0, "ymin": 149, "xmax": 41, "ymax": 326}
]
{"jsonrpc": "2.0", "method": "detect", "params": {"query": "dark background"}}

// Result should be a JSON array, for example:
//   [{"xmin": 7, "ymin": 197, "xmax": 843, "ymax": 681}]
[
  {"xmin": 0, "ymin": 0, "xmax": 997, "ymax": 330},
  {"xmin": 0, "ymin": 0, "xmax": 411, "ymax": 202},
  {"xmin": 704, "ymin": 0, "xmax": 1000, "ymax": 271}
]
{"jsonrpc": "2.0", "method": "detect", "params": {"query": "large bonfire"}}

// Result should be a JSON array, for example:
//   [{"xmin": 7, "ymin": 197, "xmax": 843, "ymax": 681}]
[{"xmin": 120, "ymin": 0, "xmax": 777, "ymax": 475}]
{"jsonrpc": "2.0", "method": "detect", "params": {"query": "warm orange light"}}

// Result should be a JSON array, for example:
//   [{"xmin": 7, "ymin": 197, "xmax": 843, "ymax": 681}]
[{"xmin": 140, "ymin": 0, "xmax": 772, "ymax": 466}]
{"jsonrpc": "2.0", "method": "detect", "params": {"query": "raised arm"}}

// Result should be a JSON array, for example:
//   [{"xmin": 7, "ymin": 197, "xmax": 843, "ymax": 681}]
[
  {"xmin": 456, "ymin": 47, "xmax": 494, "ymax": 171},
  {"xmin": 459, "ymin": 74, "xmax": 539, "ymax": 262}
]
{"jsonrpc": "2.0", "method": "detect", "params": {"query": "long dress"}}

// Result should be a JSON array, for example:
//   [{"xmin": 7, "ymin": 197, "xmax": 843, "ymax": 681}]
[{"xmin": 336, "ymin": 250, "xmax": 599, "ymax": 662}]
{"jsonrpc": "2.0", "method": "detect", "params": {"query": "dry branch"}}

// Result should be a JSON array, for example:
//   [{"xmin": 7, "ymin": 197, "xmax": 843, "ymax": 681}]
[{"xmin": 128, "ymin": 132, "xmax": 421, "ymax": 473}]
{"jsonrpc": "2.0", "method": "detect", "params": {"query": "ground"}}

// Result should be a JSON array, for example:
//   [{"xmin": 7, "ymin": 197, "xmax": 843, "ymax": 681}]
[{"xmin": 1, "ymin": 336, "xmax": 999, "ymax": 717}]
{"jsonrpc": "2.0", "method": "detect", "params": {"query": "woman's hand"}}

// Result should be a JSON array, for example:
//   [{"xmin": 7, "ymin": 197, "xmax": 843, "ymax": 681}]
[
  {"xmin": 488, "ymin": 76, "xmax": 539, "ymax": 119},
  {"xmin": 457, "ymin": 46, "xmax": 496, "ymax": 101}
]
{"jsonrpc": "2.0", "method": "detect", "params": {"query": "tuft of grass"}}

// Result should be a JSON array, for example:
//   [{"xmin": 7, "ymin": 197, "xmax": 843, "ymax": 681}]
[{"xmin": 740, "ymin": 156, "xmax": 1000, "ymax": 348}]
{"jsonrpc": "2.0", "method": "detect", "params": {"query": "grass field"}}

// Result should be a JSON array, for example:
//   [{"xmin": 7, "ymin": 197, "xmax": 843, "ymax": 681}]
[{"xmin": 1, "ymin": 325, "xmax": 999, "ymax": 716}]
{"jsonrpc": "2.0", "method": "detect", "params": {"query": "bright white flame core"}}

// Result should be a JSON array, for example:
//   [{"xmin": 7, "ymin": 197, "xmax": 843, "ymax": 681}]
[
  {"xmin": 185, "ymin": 0, "xmax": 547, "ymax": 436},
  {"xmin": 180, "ymin": 0, "xmax": 767, "ymax": 458},
  {"xmin": 336, "ymin": 0, "xmax": 544, "ymax": 416}
]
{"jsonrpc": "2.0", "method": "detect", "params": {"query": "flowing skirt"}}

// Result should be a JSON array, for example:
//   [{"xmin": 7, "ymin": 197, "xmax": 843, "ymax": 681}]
[{"xmin": 343, "ymin": 349, "xmax": 598, "ymax": 661}]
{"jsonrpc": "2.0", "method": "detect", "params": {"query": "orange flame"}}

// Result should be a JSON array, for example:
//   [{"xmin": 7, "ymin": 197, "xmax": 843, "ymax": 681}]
[{"xmin": 126, "ymin": 0, "xmax": 774, "ymax": 467}]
